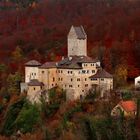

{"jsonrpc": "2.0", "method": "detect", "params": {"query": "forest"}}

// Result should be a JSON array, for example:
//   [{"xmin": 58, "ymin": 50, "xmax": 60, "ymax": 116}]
[{"xmin": 0, "ymin": 0, "xmax": 140, "ymax": 139}]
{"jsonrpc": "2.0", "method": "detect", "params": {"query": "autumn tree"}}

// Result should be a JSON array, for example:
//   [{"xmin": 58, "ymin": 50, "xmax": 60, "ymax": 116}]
[
  {"xmin": 114, "ymin": 64, "xmax": 128, "ymax": 88},
  {"xmin": 11, "ymin": 46, "xmax": 23, "ymax": 62},
  {"xmin": 103, "ymin": 48, "xmax": 112, "ymax": 72}
]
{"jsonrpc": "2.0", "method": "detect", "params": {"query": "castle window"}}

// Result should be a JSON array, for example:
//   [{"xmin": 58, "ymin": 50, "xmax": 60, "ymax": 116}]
[
  {"xmin": 34, "ymin": 73, "xmax": 36, "ymax": 76},
  {"xmin": 58, "ymin": 78, "xmax": 60, "ymax": 81},
  {"xmin": 71, "ymin": 78, "xmax": 73, "ymax": 81},
  {"xmin": 42, "ymin": 71, "xmax": 44, "ymax": 74},
  {"xmin": 101, "ymin": 78, "xmax": 104, "ymax": 81},
  {"xmin": 34, "ymin": 87, "xmax": 36, "ymax": 90},
  {"xmin": 87, "ymin": 70, "xmax": 89, "ymax": 74},
  {"xmin": 85, "ymin": 84, "xmax": 88, "ymax": 87},
  {"xmin": 61, "ymin": 78, "xmax": 63, "ymax": 81},
  {"xmin": 85, "ymin": 78, "xmax": 87, "ymax": 81},
  {"xmin": 92, "ymin": 70, "xmax": 95, "ymax": 73},
  {"xmin": 53, "ymin": 77, "xmax": 55, "ymax": 82},
  {"xmin": 82, "ymin": 90, "xmax": 84, "ymax": 92},
  {"xmin": 91, "ymin": 78, "xmax": 97, "ymax": 81},
  {"xmin": 61, "ymin": 70, "xmax": 63, "ymax": 73},
  {"xmin": 77, "ymin": 78, "xmax": 80, "ymax": 81},
  {"xmin": 78, "ymin": 85, "xmax": 80, "ymax": 87},
  {"xmin": 68, "ymin": 71, "xmax": 69, "ymax": 74},
  {"xmin": 52, "ymin": 84, "xmax": 54, "ymax": 86},
  {"xmin": 82, "ymin": 70, "xmax": 86, "ymax": 74},
  {"xmin": 69, "ymin": 85, "xmax": 73, "ymax": 88},
  {"xmin": 71, "ymin": 71, "xmax": 73, "ymax": 74}
]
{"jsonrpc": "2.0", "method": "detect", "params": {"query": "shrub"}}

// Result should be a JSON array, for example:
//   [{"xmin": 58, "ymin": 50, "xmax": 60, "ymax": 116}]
[{"xmin": 122, "ymin": 90, "xmax": 132, "ymax": 100}]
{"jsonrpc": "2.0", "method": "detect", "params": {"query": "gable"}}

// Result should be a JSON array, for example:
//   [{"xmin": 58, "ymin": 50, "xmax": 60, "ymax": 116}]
[{"xmin": 68, "ymin": 25, "xmax": 86, "ymax": 39}]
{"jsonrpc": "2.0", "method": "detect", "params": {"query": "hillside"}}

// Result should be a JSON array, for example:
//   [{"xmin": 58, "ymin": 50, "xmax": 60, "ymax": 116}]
[{"xmin": 0, "ymin": 0, "xmax": 140, "ymax": 80}]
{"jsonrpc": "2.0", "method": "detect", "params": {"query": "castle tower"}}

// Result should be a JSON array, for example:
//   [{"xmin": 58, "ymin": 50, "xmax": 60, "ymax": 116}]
[
  {"xmin": 25, "ymin": 60, "xmax": 41, "ymax": 83},
  {"xmin": 68, "ymin": 25, "xmax": 87, "ymax": 56}
]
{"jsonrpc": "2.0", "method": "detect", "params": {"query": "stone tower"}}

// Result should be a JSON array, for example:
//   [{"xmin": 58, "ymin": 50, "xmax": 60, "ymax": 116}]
[
  {"xmin": 68, "ymin": 25, "xmax": 87, "ymax": 56},
  {"xmin": 25, "ymin": 60, "xmax": 41, "ymax": 83}
]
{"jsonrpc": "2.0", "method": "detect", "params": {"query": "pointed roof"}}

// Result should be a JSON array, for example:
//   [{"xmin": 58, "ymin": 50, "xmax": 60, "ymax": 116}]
[
  {"xmin": 89, "ymin": 69, "xmax": 113, "ymax": 78},
  {"xmin": 70, "ymin": 25, "xmax": 86, "ymax": 39},
  {"xmin": 28, "ymin": 79, "xmax": 44, "ymax": 86},
  {"xmin": 119, "ymin": 100, "xmax": 137, "ymax": 112},
  {"xmin": 25, "ymin": 60, "xmax": 41, "ymax": 66}
]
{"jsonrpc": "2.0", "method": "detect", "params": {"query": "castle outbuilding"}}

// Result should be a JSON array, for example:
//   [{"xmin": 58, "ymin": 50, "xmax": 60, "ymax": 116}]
[{"xmin": 23, "ymin": 25, "xmax": 113, "ymax": 103}]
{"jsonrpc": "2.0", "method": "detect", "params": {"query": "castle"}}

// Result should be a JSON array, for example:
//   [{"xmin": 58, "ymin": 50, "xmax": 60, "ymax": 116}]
[{"xmin": 22, "ymin": 25, "xmax": 113, "ymax": 103}]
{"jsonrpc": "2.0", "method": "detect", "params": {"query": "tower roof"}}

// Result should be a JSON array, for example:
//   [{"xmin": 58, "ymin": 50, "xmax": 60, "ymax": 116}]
[
  {"xmin": 25, "ymin": 60, "xmax": 41, "ymax": 66},
  {"xmin": 73, "ymin": 26, "xmax": 86, "ymax": 39}
]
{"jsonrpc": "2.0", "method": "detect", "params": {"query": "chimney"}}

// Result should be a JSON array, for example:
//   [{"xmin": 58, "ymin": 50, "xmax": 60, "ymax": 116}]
[{"xmin": 56, "ymin": 62, "xmax": 58, "ymax": 66}]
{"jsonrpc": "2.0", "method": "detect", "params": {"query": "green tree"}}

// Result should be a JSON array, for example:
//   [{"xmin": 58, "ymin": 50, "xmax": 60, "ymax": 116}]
[
  {"xmin": 0, "ymin": 64, "xmax": 7, "ymax": 72},
  {"xmin": 1, "ymin": 97, "xmax": 25, "ymax": 136},
  {"xmin": 14, "ymin": 101, "xmax": 41, "ymax": 133},
  {"xmin": 7, "ymin": 72, "xmax": 22, "ymax": 95}
]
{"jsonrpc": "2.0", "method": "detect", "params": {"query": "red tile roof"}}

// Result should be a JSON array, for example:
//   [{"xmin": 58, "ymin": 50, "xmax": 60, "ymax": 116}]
[{"xmin": 119, "ymin": 100, "xmax": 137, "ymax": 112}]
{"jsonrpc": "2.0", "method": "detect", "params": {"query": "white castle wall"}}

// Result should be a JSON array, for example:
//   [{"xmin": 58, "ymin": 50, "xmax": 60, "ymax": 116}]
[{"xmin": 25, "ymin": 66, "xmax": 39, "ymax": 83}]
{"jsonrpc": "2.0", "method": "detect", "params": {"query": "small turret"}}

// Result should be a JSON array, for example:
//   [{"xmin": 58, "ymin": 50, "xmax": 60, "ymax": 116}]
[{"xmin": 25, "ymin": 60, "xmax": 41, "ymax": 83}]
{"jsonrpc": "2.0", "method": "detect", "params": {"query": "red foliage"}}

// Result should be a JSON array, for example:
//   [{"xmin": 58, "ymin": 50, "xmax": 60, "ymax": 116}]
[{"xmin": 0, "ymin": 0, "xmax": 139, "ymax": 78}]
